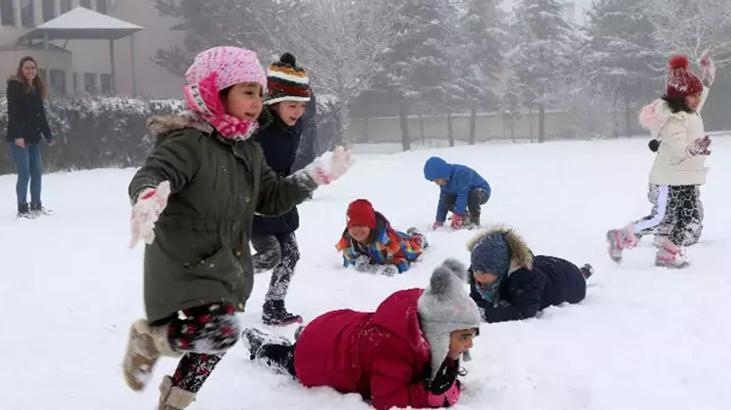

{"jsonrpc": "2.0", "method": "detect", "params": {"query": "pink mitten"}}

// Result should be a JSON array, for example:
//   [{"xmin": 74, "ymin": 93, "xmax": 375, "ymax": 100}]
[
  {"xmin": 303, "ymin": 146, "xmax": 352, "ymax": 186},
  {"xmin": 699, "ymin": 49, "xmax": 716, "ymax": 86},
  {"xmin": 450, "ymin": 214, "xmax": 464, "ymax": 230},
  {"xmin": 687, "ymin": 135, "xmax": 711, "ymax": 156},
  {"xmin": 129, "ymin": 181, "xmax": 171, "ymax": 248},
  {"xmin": 432, "ymin": 221, "xmax": 444, "ymax": 230},
  {"xmin": 427, "ymin": 381, "xmax": 462, "ymax": 407}
]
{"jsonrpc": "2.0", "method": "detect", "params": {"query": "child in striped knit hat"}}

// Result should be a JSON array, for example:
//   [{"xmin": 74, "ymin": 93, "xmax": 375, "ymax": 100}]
[{"xmin": 251, "ymin": 53, "xmax": 315, "ymax": 326}]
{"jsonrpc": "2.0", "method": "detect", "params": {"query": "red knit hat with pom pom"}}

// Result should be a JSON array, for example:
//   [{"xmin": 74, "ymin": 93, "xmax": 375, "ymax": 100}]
[
  {"xmin": 346, "ymin": 199, "xmax": 377, "ymax": 229},
  {"xmin": 666, "ymin": 55, "xmax": 703, "ymax": 99}
]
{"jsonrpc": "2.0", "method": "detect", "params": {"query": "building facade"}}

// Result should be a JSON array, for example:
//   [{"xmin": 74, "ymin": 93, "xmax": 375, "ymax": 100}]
[{"xmin": 0, "ymin": 0, "xmax": 184, "ymax": 98}]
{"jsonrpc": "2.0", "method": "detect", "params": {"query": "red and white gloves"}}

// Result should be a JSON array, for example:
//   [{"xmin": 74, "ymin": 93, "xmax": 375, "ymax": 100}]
[
  {"xmin": 450, "ymin": 214, "xmax": 464, "ymax": 230},
  {"xmin": 699, "ymin": 50, "xmax": 716, "ymax": 87},
  {"xmin": 129, "ymin": 181, "xmax": 171, "ymax": 248},
  {"xmin": 432, "ymin": 213, "xmax": 464, "ymax": 231},
  {"xmin": 687, "ymin": 135, "xmax": 712, "ymax": 156},
  {"xmin": 302, "ymin": 146, "xmax": 352, "ymax": 186}
]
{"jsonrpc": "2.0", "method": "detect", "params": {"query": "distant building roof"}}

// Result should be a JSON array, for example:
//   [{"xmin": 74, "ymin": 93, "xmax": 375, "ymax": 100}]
[{"xmin": 21, "ymin": 7, "xmax": 143, "ymax": 40}]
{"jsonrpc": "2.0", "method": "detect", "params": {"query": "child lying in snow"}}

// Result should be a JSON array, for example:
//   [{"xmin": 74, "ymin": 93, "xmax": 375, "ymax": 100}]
[
  {"xmin": 242, "ymin": 259, "xmax": 481, "ymax": 410},
  {"xmin": 336, "ymin": 199, "xmax": 427, "ymax": 276},
  {"xmin": 468, "ymin": 226, "xmax": 593, "ymax": 323}
]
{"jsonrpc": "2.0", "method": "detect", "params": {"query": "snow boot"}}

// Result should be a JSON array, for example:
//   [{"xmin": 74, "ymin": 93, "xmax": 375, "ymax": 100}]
[
  {"xmin": 157, "ymin": 376, "xmax": 196, "ymax": 410},
  {"xmin": 606, "ymin": 224, "xmax": 639, "ymax": 262},
  {"xmin": 655, "ymin": 237, "xmax": 689, "ymax": 268},
  {"xmin": 123, "ymin": 319, "xmax": 181, "ymax": 391},
  {"xmin": 407, "ymin": 227, "xmax": 429, "ymax": 248},
  {"xmin": 30, "ymin": 203, "xmax": 52, "ymax": 217},
  {"xmin": 16, "ymin": 203, "xmax": 32, "ymax": 219},
  {"xmin": 579, "ymin": 263, "xmax": 593, "ymax": 280},
  {"xmin": 262, "ymin": 300, "xmax": 303, "ymax": 326},
  {"xmin": 241, "ymin": 328, "xmax": 295, "ymax": 375},
  {"xmin": 467, "ymin": 212, "xmax": 481, "ymax": 229}
]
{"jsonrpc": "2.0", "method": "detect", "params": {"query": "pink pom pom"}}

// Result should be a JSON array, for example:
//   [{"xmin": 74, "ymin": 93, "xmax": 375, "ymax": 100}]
[{"xmin": 669, "ymin": 55, "xmax": 689, "ymax": 70}]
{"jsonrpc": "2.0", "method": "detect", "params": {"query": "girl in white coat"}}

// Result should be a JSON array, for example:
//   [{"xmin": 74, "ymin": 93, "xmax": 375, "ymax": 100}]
[{"xmin": 607, "ymin": 53, "xmax": 715, "ymax": 268}]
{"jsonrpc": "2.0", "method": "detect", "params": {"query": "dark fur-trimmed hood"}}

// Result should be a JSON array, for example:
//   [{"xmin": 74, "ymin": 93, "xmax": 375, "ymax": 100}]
[{"xmin": 468, "ymin": 225, "xmax": 533, "ymax": 273}]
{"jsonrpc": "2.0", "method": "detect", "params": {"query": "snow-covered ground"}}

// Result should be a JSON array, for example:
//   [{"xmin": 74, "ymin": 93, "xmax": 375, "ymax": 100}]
[{"xmin": 2, "ymin": 136, "xmax": 730, "ymax": 409}]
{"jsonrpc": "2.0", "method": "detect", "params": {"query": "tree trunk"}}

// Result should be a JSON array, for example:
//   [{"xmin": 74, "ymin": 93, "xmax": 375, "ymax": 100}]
[
  {"xmin": 337, "ymin": 103, "xmax": 351, "ymax": 147},
  {"xmin": 447, "ymin": 111, "xmax": 454, "ymax": 147},
  {"xmin": 419, "ymin": 113, "xmax": 425, "ymax": 145},
  {"xmin": 362, "ymin": 116, "xmax": 370, "ymax": 143},
  {"xmin": 469, "ymin": 105, "xmax": 476, "ymax": 145},
  {"xmin": 399, "ymin": 99, "xmax": 411, "ymax": 151},
  {"xmin": 510, "ymin": 114, "xmax": 516, "ymax": 143},
  {"xmin": 538, "ymin": 103, "xmax": 545, "ymax": 143},
  {"xmin": 624, "ymin": 86, "xmax": 631, "ymax": 138}
]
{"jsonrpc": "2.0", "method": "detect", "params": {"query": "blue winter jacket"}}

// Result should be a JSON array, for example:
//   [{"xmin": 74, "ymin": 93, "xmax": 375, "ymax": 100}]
[{"xmin": 423, "ymin": 157, "xmax": 491, "ymax": 222}]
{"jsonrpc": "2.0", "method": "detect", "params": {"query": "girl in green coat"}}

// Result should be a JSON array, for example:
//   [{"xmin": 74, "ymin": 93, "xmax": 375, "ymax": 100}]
[{"xmin": 121, "ymin": 46, "xmax": 350, "ymax": 410}]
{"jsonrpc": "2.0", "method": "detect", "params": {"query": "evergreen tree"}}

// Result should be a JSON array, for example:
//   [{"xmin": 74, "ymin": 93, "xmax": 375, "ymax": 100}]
[{"xmin": 509, "ymin": 0, "xmax": 578, "ymax": 142}]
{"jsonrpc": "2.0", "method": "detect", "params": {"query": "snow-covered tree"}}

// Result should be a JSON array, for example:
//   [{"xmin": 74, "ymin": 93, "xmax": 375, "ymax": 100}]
[
  {"xmin": 584, "ymin": 0, "xmax": 661, "ymax": 137},
  {"xmin": 642, "ymin": 0, "xmax": 731, "ymax": 67},
  {"xmin": 455, "ymin": 0, "xmax": 505, "ymax": 145},
  {"xmin": 373, "ymin": 0, "xmax": 462, "ymax": 151},
  {"xmin": 508, "ymin": 0, "xmax": 578, "ymax": 142},
  {"xmin": 281, "ymin": 0, "xmax": 398, "ymax": 146},
  {"xmin": 152, "ymin": 0, "xmax": 298, "ymax": 76}
]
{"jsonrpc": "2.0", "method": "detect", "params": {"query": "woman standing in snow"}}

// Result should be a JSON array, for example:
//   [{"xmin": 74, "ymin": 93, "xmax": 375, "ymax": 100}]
[
  {"xmin": 607, "ymin": 53, "xmax": 715, "ymax": 268},
  {"xmin": 250, "ymin": 53, "xmax": 312, "ymax": 326},
  {"xmin": 241, "ymin": 258, "xmax": 480, "ymax": 410},
  {"xmin": 5, "ymin": 56, "xmax": 54, "ymax": 218},
  {"xmin": 121, "ymin": 46, "xmax": 350, "ymax": 409}
]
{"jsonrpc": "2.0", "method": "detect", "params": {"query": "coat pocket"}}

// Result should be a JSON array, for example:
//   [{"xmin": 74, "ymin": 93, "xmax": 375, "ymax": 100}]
[{"xmin": 183, "ymin": 245, "xmax": 241, "ymax": 293}]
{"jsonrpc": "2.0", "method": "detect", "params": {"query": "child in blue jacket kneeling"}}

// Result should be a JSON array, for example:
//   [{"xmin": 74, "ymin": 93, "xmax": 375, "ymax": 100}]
[{"xmin": 423, "ymin": 156, "xmax": 491, "ymax": 230}]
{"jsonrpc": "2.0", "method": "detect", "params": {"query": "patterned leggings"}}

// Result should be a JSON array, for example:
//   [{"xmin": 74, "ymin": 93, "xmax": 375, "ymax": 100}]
[
  {"xmin": 159, "ymin": 303, "xmax": 241, "ymax": 393},
  {"xmin": 251, "ymin": 232, "xmax": 300, "ymax": 301},
  {"xmin": 632, "ymin": 184, "xmax": 704, "ymax": 246}
]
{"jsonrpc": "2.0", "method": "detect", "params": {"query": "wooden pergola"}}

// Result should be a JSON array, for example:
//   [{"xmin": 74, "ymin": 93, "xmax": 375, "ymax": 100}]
[{"xmin": 18, "ymin": 7, "xmax": 143, "ymax": 96}]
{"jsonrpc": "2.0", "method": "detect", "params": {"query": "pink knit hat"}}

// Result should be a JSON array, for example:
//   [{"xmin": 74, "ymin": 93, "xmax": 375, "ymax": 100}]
[{"xmin": 183, "ymin": 46, "xmax": 267, "ymax": 140}]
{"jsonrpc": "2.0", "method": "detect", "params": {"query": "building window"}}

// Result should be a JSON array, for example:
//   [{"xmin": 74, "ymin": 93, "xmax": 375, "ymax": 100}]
[
  {"xmin": 80, "ymin": 0, "xmax": 91, "ymax": 8},
  {"xmin": 61, "ymin": 0, "xmax": 73, "ymax": 13},
  {"xmin": 20, "ymin": 0, "xmax": 34, "ymax": 27},
  {"xmin": 1, "ymin": 0, "xmax": 15, "ymax": 26},
  {"xmin": 49, "ymin": 70, "xmax": 66, "ymax": 95},
  {"xmin": 42, "ymin": 0, "xmax": 56, "ymax": 22},
  {"xmin": 84, "ymin": 73, "xmax": 98, "ymax": 94},
  {"xmin": 100, "ymin": 73, "xmax": 112, "ymax": 94},
  {"xmin": 96, "ymin": 0, "xmax": 107, "ymax": 14}
]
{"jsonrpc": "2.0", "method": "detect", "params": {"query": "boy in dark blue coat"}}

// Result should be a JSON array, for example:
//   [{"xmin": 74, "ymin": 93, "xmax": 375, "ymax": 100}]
[
  {"xmin": 251, "ymin": 53, "xmax": 313, "ymax": 326},
  {"xmin": 467, "ymin": 227, "xmax": 593, "ymax": 323},
  {"xmin": 423, "ymin": 156, "xmax": 491, "ymax": 230}
]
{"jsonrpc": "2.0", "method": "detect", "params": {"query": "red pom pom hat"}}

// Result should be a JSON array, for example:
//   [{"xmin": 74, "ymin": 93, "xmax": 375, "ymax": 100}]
[
  {"xmin": 666, "ymin": 54, "xmax": 703, "ymax": 99},
  {"xmin": 346, "ymin": 199, "xmax": 377, "ymax": 229}
]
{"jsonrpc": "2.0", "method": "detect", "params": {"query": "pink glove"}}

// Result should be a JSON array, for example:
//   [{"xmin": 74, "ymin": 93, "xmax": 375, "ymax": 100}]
[
  {"xmin": 303, "ymin": 146, "xmax": 352, "ymax": 186},
  {"xmin": 427, "ymin": 381, "xmax": 462, "ymax": 407},
  {"xmin": 450, "ymin": 214, "xmax": 464, "ymax": 230},
  {"xmin": 687, "ymin": 135, "xmax": 711, "ymax": 156},
  {"xmin": 699, "ymin": 50, "xmax": 716, "ymax": 86},
  {"xmin": 432, "ymin": 221, "xmax": 444, "ymax": 230},
  {"xmin": 129, "ymin": 181, "xmax": 171, "ymax": 248}
]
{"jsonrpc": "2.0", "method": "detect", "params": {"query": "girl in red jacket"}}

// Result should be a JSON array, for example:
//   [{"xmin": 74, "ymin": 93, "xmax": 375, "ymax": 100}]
[{"xmin": 242, "ymin": 258, "xmax": 482, "ymax": 409}]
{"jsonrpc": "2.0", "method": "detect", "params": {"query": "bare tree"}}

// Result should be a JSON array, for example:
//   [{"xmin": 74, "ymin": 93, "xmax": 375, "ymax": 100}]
[
  {"xmin": 643, "ymin": 0, "xmax": 731, "ymax": 67},
  {"xmin": 283, "ymin": 0, "xmax": 397, "ymax": 146}
]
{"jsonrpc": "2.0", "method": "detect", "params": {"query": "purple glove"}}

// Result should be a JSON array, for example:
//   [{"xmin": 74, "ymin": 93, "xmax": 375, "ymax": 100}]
[{"xmin": 687, "ymin": 135, "xmax": 711, "ymax": 156}]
